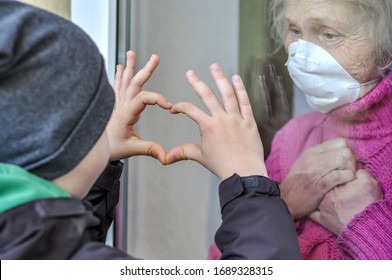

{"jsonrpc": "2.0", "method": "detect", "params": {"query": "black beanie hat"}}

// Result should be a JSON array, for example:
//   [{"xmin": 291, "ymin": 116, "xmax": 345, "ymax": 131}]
[{"xmin": 0, "ymin": 1, "xmax": 115, "ymax": 180}]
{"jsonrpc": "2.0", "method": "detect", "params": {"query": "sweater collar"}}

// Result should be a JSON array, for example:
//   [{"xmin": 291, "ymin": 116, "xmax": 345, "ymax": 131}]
[{"xmin": 327, "ymin": 71, "xmax": 392, "ymax": 138}]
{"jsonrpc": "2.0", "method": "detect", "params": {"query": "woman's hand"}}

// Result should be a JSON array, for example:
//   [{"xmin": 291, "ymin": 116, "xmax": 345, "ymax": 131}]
[
  {"xmin": 245, "ymin": 56, "xmax": 291, "ymax": 158},
  {"xmin": 309, "ymin": 169, "xmax": 383, "ymax": 235},
  {"xmin": 280, "ymin": 138, "xmax": 357, "ymax": 219},
  {"xmin": 107, "ymin": 51, "xmax": 172, "ymax": 163},
  {"xmin": 166, "ymin": 64, "xmax": 267, "ymax": 181}
]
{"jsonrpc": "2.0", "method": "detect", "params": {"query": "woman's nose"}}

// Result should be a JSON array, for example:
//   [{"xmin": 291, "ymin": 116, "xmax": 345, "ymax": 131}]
[{"xmin": 301, "ymin": 32, "xmax": 321, "ymax": 45}]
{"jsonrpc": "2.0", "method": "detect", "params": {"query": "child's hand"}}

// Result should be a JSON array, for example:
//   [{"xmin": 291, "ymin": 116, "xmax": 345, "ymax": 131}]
[
  {"xmin": 107, "ymin": 51, "xmax": 172, "ymax": 164},
  {"xmin": 166, "ymin": 64, "xmax": 267, "ymax": 181}
]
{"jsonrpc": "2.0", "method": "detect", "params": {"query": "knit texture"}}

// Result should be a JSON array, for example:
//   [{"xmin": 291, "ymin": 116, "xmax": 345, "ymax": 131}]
[{"xmin": 265, "ymin": 71, "xmax": 392, "ymax": 259}]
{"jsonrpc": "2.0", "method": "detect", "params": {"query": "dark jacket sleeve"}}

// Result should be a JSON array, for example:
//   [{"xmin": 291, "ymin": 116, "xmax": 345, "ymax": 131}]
[
  {"xmin": 215, "ymin": 174, "xmax": 301, "ymax": 260},
  {"xmin": 83, "ymin": 161, "xmax": 123, "ymax": 242}
]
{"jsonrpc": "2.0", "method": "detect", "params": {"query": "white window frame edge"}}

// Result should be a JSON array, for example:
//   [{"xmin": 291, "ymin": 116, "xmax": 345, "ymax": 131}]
[
  {"xmin": 70, "ymin": 0, "xmax": 118, "ymax": 246},
  {"xmin": 71, "ymin": 0, "xmax": 117, "ymax": 85}
]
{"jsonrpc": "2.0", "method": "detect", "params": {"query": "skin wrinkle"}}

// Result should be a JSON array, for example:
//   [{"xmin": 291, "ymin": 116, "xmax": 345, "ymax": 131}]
[
  {"xmin": 340, "ymin": 34, "xmax": 375, "ymax": 81},
  {"xmin": 147, "ymin": 144, "xmax": 155, "ymax": 158},
  {"xmin": 284, "ymin": 0, "xmax": 379, "ymax": 90},
  {"xmin": 181, "ymin": 147, "xmax": 188, "ymax": 161}
]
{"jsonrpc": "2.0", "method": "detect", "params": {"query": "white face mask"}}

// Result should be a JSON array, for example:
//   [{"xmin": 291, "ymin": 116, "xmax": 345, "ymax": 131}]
[{"xmin": 285, "ymin": 39, "xmax": 377, "ymax": 113}]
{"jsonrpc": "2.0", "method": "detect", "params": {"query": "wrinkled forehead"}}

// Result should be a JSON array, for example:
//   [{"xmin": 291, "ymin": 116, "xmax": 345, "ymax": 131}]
[{"xmin": 284, "ymin": 0, "xmax": 366, "ymax": 32}]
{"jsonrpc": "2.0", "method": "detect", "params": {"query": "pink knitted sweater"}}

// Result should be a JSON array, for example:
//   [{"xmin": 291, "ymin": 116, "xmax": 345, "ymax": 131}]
[{"xmin": 265, "ymin": 72, "xmax": 392, "ymax": 259}]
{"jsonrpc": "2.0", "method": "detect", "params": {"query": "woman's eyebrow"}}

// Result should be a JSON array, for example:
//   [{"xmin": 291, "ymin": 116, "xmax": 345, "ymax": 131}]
[{"xmin": 285, "ymin": 14, "xmax": 341, "ymax": 30}]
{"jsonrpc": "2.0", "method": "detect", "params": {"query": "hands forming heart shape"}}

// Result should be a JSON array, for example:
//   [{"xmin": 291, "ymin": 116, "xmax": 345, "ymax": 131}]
[{"xmin": 106, "ymin": 51, "xmax": 268, "ymax": 181}]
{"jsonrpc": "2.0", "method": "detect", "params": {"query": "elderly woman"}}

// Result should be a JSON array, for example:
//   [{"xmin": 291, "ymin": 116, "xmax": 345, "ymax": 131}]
[
  {"xmin": 208, "ymin": 0, "xmax": 392, "ymax": 260},
  {"xmin": 264, "ymin": 0, "xmax": 392, "ymax": 259}
]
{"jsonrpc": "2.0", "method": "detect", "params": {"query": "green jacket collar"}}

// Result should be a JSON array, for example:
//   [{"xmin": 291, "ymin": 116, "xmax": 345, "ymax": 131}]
[{"xmin": 0, "ymin": 164, "xmax": 70, "ymax": 213}]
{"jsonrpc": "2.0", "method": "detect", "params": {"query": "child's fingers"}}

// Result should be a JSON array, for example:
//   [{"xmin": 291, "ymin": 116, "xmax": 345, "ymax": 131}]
[
  {"xmin": 170, "ymin": 101, "xmax": 209, "ymax": 127},
  {"xmin": 123, "ymin": 140, "xmax": 168, "ymax": 165},
  {"xmin": 210, "ymin": 64, "xmax": 240, "ymax": 115},
  {"xmin": 232, "ymin": 75, "xmax": 254, "ymax": 119},
  {"xmin": 165, "ymin": 143, "xmax": 202, "ymax": 165},
  {"xmin": 185, "ymin": 70, "xmax": 224, "ymax": 116},
  {"xmin": 120, "ymin": 51, "xmax": 137, "ymax": 92},
  {"xmin": 114, "ymin": 64, "xmax": 124, "ymax": 100},
  {"xmin": 126, "ymin": 54, "xmax": 160, "ymax": 100},
  {"xmin": 125, "ymin": 51, "xmax": 137, "ymax": 77},
  {"xmin": 126, "ymin": 91, "xmax": 172, "ymax": 118}
]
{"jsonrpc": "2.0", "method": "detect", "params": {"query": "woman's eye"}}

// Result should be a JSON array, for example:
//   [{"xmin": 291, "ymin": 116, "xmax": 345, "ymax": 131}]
[
  {"xmin": 322, "ymin": 32, "xmax": 340, "ymax": 40},
  {"xmin": 289, "ymin": 28, "xmax": 301, "ymax": 36}
]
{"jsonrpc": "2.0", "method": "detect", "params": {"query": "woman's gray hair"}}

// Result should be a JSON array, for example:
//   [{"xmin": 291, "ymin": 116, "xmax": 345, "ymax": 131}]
[{"xmin": 268, "ymin": 0, "xmax": 392, "ymax": 74}]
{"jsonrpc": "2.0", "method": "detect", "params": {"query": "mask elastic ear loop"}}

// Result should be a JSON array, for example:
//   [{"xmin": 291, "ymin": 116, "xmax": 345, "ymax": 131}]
[{"xmin": 347, "ymin": 77, "xmax": 381, "ymax": 89}]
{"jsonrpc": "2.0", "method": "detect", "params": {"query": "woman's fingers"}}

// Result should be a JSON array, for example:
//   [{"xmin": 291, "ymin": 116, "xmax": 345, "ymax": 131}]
[
  {"xmin": 318, "ymin": 169, "xmax": 356, "ymax": 193},
  {"xmin": 311, "ymin": 138, "xmax": 350, "ymax": 154},
  {"xmin": 308, "ymin": 210, "xmax": 321, "ymax": 225}
]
